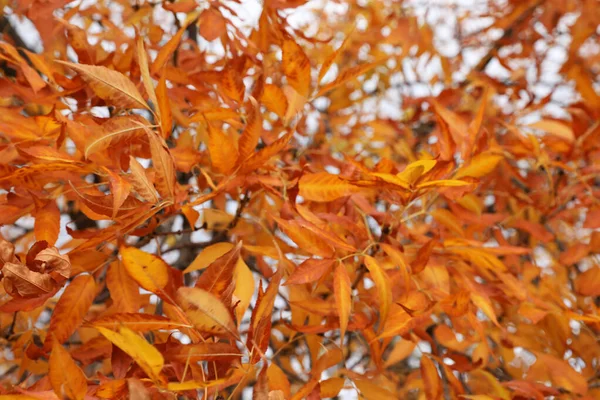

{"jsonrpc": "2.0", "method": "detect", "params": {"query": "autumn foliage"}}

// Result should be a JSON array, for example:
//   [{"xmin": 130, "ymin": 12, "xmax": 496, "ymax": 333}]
[{"xmin": 0, "ymin": 0, "xmax": 600, "ymax": 398}]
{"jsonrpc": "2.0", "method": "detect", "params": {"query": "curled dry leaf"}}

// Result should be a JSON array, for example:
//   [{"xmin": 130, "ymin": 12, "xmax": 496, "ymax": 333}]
[{"xmin": 0, "ymin": 240, "xmax": 71, "ymax": 298}]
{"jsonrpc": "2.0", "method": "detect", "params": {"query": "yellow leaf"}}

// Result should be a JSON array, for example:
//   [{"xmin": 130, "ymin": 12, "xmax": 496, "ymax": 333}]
[
  {"xmin": 57, "ymin": 61, "xmax": 149, "ymax": 110},
  {"xmin": 176, "ymin": 287, "xmax": 237, "ymax": 337},
  {"xmin": 49, "ymin": 339, "xmax": 88, "ymax": 400},
  {"xmin": 234, "ymin": 257, "xmax": 255, "ymax": 323},
  {"xmin": 455, "ymin": 152, "xmax": 503, "ymax": 179},
  {"xmin": 184, "ymin": 242, "xmax": 235, "ymax": 273},
  {"xmin": 397, "ymin": 159, "xmax": 437, "ymax": 184},
  {"xmin": 96, "ymin": 326, "xmax": 164, "ymax": 383},
  {"xmin": 363, "ymin": 256, "xmax": 392, "ymax": 328},
  {"xmin": 333, "ymin": 262, "xmax": 352, "ymax": 344},
  {"xmin": 120, "ymin": 246, "xmax": 170, "ymax": 294},
  {"xmin": 470, "ymin": 293, "xmax": 500, "ymax": 327}
]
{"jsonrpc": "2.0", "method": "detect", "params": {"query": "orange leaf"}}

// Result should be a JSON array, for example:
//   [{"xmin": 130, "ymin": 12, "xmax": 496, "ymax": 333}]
[
  {"xmin": 136, "ymin": 36, "xmax": 158, "ymax": 109},
  {"xmin": 49, "ymin": 339, "xmax": 88, "ymax": 400},
  {"xmin": 128, "ymin": 156, "xmax": 159, "ymax": 204},
  {"xmin": 57, "ymin": 61, "xmax": 149, "ymax": 110},
  {"xmin": 207, "ymin": 123, "xmax": 238, "ymax": 174},
  {"xmin": 534, "ymin": 353, "xmax": 588, "ymax": 395},
  {"xmin": 284, "ymin": 258, "xmax": 335, "ymax": 286},
  {"xmin": 156, "ymin": 71, "xmax": 173, "ymax": 139},
  {"xmin": 299, "ymin": 172, "xmax": 359, "ymax": 202},
  {"xmin": 420, "ymin": 355, "xmax": 442, "ymax": 400},
  {"xmin": 273, "ymin": 216, "xmax": 334, "ymax": 258},
  {"xmin": 195, "ymin": 242, "xmax": 242, "ymax": 300},
  {"xmin": 106, "ymin": 261, "xmax": 142, "ymax": 313},
  {"xmin": 44, "ymin": 274, "xmax": 96, "ymax": 351},
  {"xmin": 91, "ymin": 313, "xmax": 191, "ymax": 332},
  {"xmin": 333, "ymin": 262, "xmax": 352, "ymax": 343},
  {"xmin": 364, "ymin": 255, "xmax": 392, "ymax": 328},
  {"xmin": 411, "ymin": 239, "xmax": 436, "ymax": 274},
  {"xmin": 315, "ymin": 60, "xmax": 383, "ymax": 98},
  {"xmin": 145, "ymin": 127, "xmax": 177, "ymax": 201},
  {"xmin": 282, "ymin": 37, "xmax": 311, "ymax": 98},
  {"xmin": 260, "ymin": 84, "xmax": 288, "ymax": 119},
  {"xmin": 237, "ymin": 97, "xmax": 263, "ymax": 163},
  {"xmin": 34, "ymin": 200, "xmax": 60, "ymax": 246},
  {"xmin": 248, "ymin": 271, "xmax": 282, "ymax": 363}
]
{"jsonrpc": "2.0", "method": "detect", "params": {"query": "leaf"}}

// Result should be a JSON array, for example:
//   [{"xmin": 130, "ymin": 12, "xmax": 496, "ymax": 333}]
[
  {"xmin": 176, "ymin": 287, "xmax": 237, "ymax": 336},
  {"xmin": 421, "ymin": 355, "xmax": 442, "ymax": 400},
  {"xmin": 411, "ymin": 239, "xmax": 436, "ymax": 274},
  {"xmin": 145, "ymin": 127, "xmax": 177, "ymax": 201},
  {"xmin": 284, "ymin": 258, "xmax": 335, "ymax": 286},
  {"xmin": 528, "ymin": 119, "xmax": 574, "ymax": 142},
  {"xmin": 136, "ymin": 36, "xmax": 158, "ymax": 109},
  {"xmin": 354, "ymin": 379, "xmax": 397, "ymax": 400},
  {"xmin": 299, "ymin": 172, "xmax": 359, "ymax": 202},
  {"xmin": 84, "ymin": 116, "xmax": 148, "ymax": 158},
  {"xmin": 128, "ymin": 156, "xmax": 159, "ymax": 203},
  {"xmin": 120, "ymin": 246, "xmax": 170, "ymax": 295},
  {"xmin": 534, "ymin": 353, "xmax": 588, "ymax": 395},
  {"xmin": 91, "ymin": 313, "xmax": 191, "ymax": 332},
  {"xmin": 207, "ymin": 123, "xmax": 238, "ymax": 174},
  {"xmin": 240, "ymin": 130, "xmax": 294, "ymax": 173},
  {"xmin": 96, "ymin": 326, "xmax": 164, "ymax": 383},
  {"xmin": 234, "ymin": 257, "xmax": 255, "ymax": 323},
  {"xmin": 195, "ymin": 242, "xmax": 242, "ymax": 299},
  {"xmin": 150, "ymin": 24, "xmax": 187, "ymax": 75},
  {"xmin": 49, "ymin": 339, "xmax": 88, "ymax": 400},
  {"xmin": 184, "ymin": 242, "xmax": 235, "ymax": 273},
  {"xmin": 363, "ymin": 256, "xmax": 392, "ymax": 328},
  {"xmin": 34, "ymin": 200, "xmax": 60, "ymax": 246},
  {"xmin": 315, "ymin": 60, "xmax": 383, "ymax": 97},
  {"xmin": 273, "ymin": 216, "xmax": 334, "ymax": 258},
  {"xmin": 104, "ymin": 168, "xmax": 132, "ymax": 219},
  {"xmin": 237, "ymin": 97, "xmax": 263, "ymax": 163},
  {"xmin": 282, "ymin": 36, "xmax": 311, "ymax": 98},
  {"xmin": 318, "ymin": 28, "xmax": 355, "ymax": 83},
  {"xmin": 248, "ymin": 271, "xmax": 281, "ymax": 364},
  {"xmin": 333, "ymin": 262, "xmax": 352, "ymax": 343},
  {"xmin": 57, "ymin": 61, "xmax": 149, "ymax": 110},
  {"xmin": 156, "ymin": 71, "xmax": 173, "ymax": 138},
  {"xmin": 43, "ymin": 274, "xmax": 96, "ymax": 351},
  {"xmin": 106, "ymin": 261, "xmax": 142, "ymax": 313},
  {"xmin": 455, "ymin": 152, "xmax": 504, "ymax": 179},
  {"xmin": 260, "ymin": 84, "xmax": 288, "ymax": 119}
]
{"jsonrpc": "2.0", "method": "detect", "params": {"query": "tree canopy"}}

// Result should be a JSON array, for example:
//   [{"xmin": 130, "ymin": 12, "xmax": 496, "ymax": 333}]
[{"xmin": 0, "ymin": 0, "xmax": 599, "ymax": 399}]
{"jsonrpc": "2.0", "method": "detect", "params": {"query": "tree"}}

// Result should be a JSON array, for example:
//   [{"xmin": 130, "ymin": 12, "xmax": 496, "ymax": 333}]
[{"xmin": 0, "ymin": 0, "xmax": 599, "ymax": 398}]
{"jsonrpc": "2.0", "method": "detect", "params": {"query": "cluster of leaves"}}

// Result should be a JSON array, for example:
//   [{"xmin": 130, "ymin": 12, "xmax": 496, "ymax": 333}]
[{"xmin": 0, "ymin": 0, "xmax": 599, "ymax": 399}]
